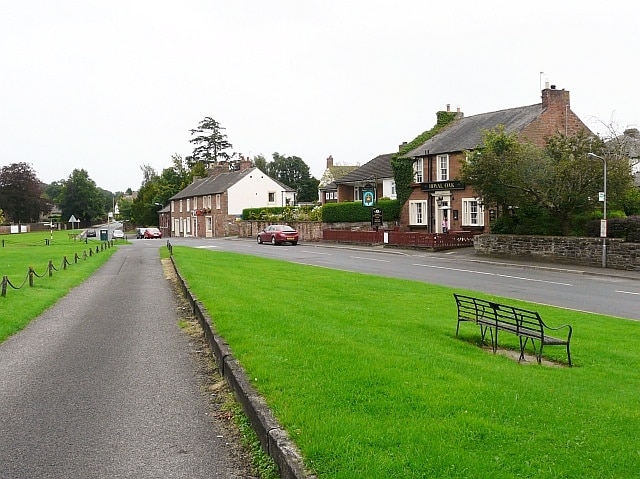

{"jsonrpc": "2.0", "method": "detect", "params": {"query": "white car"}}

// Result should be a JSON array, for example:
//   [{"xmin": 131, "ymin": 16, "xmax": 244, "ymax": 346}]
[{"xmin": 112, "ymin": 229, "xmax": 125, "ymax": 239}]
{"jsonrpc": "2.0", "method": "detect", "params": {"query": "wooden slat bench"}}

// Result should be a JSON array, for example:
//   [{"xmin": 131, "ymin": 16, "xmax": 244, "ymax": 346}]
[{"xmin": 454, "ymin": 293, "xmax": 573, "ymax": 366}]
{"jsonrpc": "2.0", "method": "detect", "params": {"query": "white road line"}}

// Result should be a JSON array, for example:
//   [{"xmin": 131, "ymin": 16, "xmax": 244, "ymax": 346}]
[
  {"xmin": 616, "ymin": 290, "xmax": 640, "ymax": 295},
  {"xmin": 350, "ymin": 256, "xmax": 390, "ymax": 263},
  {"xmin": 300, "ymin": 250, "xmax": 333, "ymax": 255},
  {"xmin": 412, "ymin": 263, "xmax": 573, "ymax": 286}
]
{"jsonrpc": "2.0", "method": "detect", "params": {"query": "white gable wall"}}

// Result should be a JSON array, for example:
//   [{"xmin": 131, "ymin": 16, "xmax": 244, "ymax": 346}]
[{"xmin": 228, "ymin": 170, "xmax": 294, "ymax": 215}]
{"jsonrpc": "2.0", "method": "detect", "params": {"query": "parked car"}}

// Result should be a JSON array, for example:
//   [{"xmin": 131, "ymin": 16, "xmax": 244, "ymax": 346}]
[
  {"xmin": 136, "ymin": 227, "xmax": 147, "ymax": 239},
  {"xmin": 257, "ymin": 225, "xmax": 299, "ymax": 246},
  {"xmin": 143, "ymin": 227, "xmax": 162, "ymax": 239},
  {"xmin": 86, "ymin": 229, "xmax": 97, "ymax": 237},
  {"xmin": 112, "ymin": 229, "xmax": 125, "ymax": 239}
]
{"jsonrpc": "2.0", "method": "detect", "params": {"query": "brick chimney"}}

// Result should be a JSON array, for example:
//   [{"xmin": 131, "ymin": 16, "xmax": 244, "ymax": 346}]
[
  {"xmin": 239, "ymin": 159, "xmax": 253, "ymax": 171},
  {"xmin": 326, "ymin": 155, "xmax": 334, "ymax": 168},
  {"xmin": 542, "ymin": 85, "xmax": 570, "ymax": 110}
]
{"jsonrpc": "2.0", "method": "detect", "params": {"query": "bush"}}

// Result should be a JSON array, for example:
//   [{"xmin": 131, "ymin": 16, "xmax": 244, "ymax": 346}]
[
  {"xmin": 321, "ymin": 200, "xmax": 401, "ymax": 223},
  {"xmin": 585, "ymin": 215, "xmax": 640, "ymax": 242}
]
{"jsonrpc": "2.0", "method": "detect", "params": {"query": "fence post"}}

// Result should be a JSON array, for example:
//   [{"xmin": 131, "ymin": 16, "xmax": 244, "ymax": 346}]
[
  {"xmin": 1, "ymin": 276, "xmax": 7, "ymax": 297},
  {"xmin": 63, "ymin": 256, "xmax": 68, "ymax": 270},
  {"xmin": 29, "ymin": 267, "xmax": 34, "ymax": 287},
  {"xmin": 74, "ymin": 253, "xmax": 79, "ymax": 263}
]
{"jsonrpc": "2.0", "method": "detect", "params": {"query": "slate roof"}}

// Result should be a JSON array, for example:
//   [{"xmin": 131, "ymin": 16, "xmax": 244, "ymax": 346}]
[
  {"xmin": 335, "ymin": 153, "xmax": 395, "ymax": 183},
  {"xmin": 606, "ymin": 128, "xmax": 640, "ymax": 159},
  {"xmin": 403, "ymin": 104, "xmax": 544, "ymax": 158},
  {"xmin": 169, "ymin": 167, "xmax": 292, "ymax": 201}
]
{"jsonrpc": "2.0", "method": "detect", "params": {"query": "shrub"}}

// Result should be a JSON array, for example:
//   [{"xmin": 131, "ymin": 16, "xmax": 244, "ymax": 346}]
[{"xmin": 321, "ymin": 200, "xmax": 401, "ymax": 223}]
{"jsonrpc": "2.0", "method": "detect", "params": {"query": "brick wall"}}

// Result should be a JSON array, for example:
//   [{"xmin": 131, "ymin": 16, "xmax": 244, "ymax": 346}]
[{"xmin": 474, "ymin": 234, "xmax": 640, "ymax": 271}]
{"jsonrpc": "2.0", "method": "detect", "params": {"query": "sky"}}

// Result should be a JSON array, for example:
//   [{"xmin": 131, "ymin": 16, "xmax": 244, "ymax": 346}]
[{"xmin": 1, "ymin": 0, "xmax": 638, "ymax": 193}]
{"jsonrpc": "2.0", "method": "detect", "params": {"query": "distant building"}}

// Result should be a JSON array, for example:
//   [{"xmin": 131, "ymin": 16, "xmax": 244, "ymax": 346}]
[{"xmin": 167, "ymin": 161, "xmax": 295, "ymax": 238}]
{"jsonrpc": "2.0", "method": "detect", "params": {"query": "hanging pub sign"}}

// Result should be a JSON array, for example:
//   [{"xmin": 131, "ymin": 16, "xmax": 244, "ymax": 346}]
[
  {"xmin": 362, "ymin": 185, "xmax": 376, "ymax": 207},
  {"xmin": 371, "ymin": 207, "xmax": 383, "ymax": 228}
]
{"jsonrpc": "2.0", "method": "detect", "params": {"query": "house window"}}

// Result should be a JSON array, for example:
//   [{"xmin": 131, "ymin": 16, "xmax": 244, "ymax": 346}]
[
  {"xmin": 325, "ymin": 191, "xmax": 336, "ymax": 200},
  {"xmin": 193, "ymin": 196, "xmax": 198, "ymax": 209},
  {"xmin": 216, "ymin": 194, "xmax": 221, "ymax": 210},
  {"xmin": 462, "ymin": 198, "xmax": 485, "ymax": 226},
  {"xmin": 206, "ymin": 216, "xmax": 212, "ymax": 232},
  {"xmin": 186, "ymin": 198, "xmax": 190, "ymax": 212},
  {"xmin": 179, "ymin": 200, "xmax": 183, "ymax": 213},
  {"xmin": 391, "ymin": 182, "xmax": 396, "ymax": 196},
  {"xmin": 268, "ymin": 192, "xmax": 275, "ymax": 203},
  {"xmin": 354, "ymin": 186, "xmax": 361, "ymax": 201},
  {"xmin": 437, "ymin": 155, "xmax": 449, "ymax": 181},
  {"xmin": 171, "ymin": 201, "xmax": 175, "ymax": 213},
  {"xmin": 413, "ymin": 159, "xmax": 423, "ymax": 183},
  {"xmin": 409, "ymin": 200, "xmax": 428, "ymax": 225}
]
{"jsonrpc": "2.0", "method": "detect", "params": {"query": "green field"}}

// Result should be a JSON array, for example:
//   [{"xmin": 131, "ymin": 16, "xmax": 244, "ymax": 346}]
[
  {"xmin": 0, "ymin": 231, "xmax": 118, "ymax": 341},
  {"xmin": 171, "ymin": 246, "xmax": 640, "ymax": 479}
]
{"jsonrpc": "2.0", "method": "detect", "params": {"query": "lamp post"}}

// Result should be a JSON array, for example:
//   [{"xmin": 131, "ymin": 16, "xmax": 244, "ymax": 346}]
[{"xmin": 588, "ymin": 152, "xmax": 607, "ymax": 268}]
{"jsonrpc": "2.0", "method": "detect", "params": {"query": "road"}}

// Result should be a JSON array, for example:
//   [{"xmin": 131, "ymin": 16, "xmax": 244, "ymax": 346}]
[
  {"xmin": 167, "ymin": 237, "xmax": 640, "ymax": 321},
  {"xmin": 0, "ymin": 241, "xmax": 254, "ymax": 479}
]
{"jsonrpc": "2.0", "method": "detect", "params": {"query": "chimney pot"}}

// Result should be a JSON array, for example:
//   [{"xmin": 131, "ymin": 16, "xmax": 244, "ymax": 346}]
[
  {"xmin": 446, "ymin": 104, "xmax": 450, "ymax": 112},
  {"xmin": 551, "ymin": 84, "xmax": 556, "ymax": 90}
]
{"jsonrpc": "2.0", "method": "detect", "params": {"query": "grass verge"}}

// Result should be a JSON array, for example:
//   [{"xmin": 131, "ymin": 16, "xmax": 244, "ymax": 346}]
[
  {"xmin": 171, "ymin": 246, "xmax": 640, "ymax": 479},
  {"xmin": 0, "ymin": 231, "xmax": 118, "ymax": 342}
]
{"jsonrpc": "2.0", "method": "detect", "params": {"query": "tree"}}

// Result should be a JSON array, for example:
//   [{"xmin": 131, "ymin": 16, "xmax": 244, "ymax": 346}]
[
  {"xmin": 58, "ymin": 169, "xmax": 105, "ymax": 226},
  {"xmin": 0, "ymin": 162, "xmax": 47, "ymax": 224},
  {"xmin": 461, "ymin": 128, "xmax": 634, "ymax": 235},
  {"xmin": 266, "ymin": 153, "xmax": 319, "ymax": 202},
  {"xmin": 188, "ymin": 116, "xmax": 234, "ymax": 168},
  {"xmin": 132, "ymin": 154, "xmax": 195, "ymax": 226},
  {"xmin": 253, "ymin": 154, "xmax": 268, "ymax": 173}
]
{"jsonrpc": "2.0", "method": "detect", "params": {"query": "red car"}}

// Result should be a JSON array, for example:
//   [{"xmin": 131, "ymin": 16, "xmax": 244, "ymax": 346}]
[
  {"xmin": 257, "ymin": 225, "xmax": 299, "ymax": 246},
  {"xmin": 143, "ymin": 227, "xmax": 162, "ymax": 239}
]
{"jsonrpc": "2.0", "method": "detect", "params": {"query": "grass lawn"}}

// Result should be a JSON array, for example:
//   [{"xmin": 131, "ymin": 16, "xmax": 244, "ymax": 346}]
[
  {"xmin": 171, "ymin": 246, "xmax": 640, "ymax": 479},
  {"xmin": 0, "ymin": 230, "xmax": 118, "ymax": 342}
]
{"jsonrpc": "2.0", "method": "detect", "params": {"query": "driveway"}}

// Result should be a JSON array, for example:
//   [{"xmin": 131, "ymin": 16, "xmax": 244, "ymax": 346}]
[{"xmin": 0, "ymin": 241, "xmax": 254, "ymax": 478}]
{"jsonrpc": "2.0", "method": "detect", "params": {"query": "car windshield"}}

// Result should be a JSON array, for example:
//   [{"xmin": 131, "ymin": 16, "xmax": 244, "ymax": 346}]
[{"xmin": 278, "ymin": 226, "xmax": 296, "ymax": 232}]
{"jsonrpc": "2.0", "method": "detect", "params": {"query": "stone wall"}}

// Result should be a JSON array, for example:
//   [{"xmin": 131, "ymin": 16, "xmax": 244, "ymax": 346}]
[
  {"xmin": 474, "ymin": 234, "xmax": 640, "ymax": 271},
  {"xmin": 238, "ymin": 221, "xmax": 324, "ymax": 241}
]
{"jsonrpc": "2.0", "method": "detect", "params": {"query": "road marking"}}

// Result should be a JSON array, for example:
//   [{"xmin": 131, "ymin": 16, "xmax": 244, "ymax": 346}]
[
  {"xmin": 616, "ymin": 290, "xmax": 640, "ymax": 295},
  {"xmin": 300, "ymin": 250, "xmax": 333, "ymax": 255},
  {"xmin": 350, "ymin": 256, "xmax": 390, "ymax": 263},
  {"xmin": 412, "ymin": 263, "xmax": 573, "ymax": 286}
]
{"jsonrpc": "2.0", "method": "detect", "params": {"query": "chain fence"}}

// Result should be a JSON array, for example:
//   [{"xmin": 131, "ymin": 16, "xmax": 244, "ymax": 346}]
[{"xmin": 1, "ymin": 240, "xmax": 114, "ymax": 298}]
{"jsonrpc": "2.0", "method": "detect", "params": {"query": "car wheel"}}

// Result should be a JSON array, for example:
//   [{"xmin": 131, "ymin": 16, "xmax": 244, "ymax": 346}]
[
  {"xmin": 271, "ymin": 236, "xmax": 277, "ymax": 246},
  {"xmin": 257, "ymin": 235, "xmax": 263, "ymax": 244},
  {"xmin": 291, "ymin": 241, "xmax": 298, "ymax": 246}
]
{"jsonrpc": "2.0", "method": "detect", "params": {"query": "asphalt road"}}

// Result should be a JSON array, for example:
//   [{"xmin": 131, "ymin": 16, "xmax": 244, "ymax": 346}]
[
  {"xmin": 167, "ymin": 237, "xmax": 640, "ymax": 321},
  {"xmin": 0, "ymin": 241, "xmax": 253, "ymax": 479}
]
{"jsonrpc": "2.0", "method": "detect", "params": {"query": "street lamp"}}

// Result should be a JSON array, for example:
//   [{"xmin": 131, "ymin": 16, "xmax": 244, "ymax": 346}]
[{"xmin": 588, "ymin": 152, "xmax": 607, "ymax": 268}]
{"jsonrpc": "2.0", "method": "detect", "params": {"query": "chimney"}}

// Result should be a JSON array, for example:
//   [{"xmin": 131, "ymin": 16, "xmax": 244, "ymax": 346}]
[
  {"xmin": 456, "ymin": 106, "xmax": 464, "ymax": 119},
  {"xmin": 541, "ymin": 85, "xmax": 570, "ymax": 109},
  {"xmin": 239, "ymin": 159, "xmax": 253, "ymax": 171},
  {"xmin": 446, "ymin": 104, "xmax": 451, "ymax": 112},
  {"xmin": 326, "ymin": 155, "xmax": 334, "ymax": 168},
  {"xmin": 399, "ymin": 141, "xmax": 407, "ymax": 152}
]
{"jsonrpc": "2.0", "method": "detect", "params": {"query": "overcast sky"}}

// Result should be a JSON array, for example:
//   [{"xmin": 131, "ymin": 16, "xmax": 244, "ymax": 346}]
[{"xmin": 1, "ymin": 1, "xmax": 638, "ymax": 193}]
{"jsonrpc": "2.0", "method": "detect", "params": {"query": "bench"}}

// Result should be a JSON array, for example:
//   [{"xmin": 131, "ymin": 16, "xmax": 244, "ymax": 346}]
[{"xmin": 454, "ymin": 293, "xmax": 573, "ymax": 366}]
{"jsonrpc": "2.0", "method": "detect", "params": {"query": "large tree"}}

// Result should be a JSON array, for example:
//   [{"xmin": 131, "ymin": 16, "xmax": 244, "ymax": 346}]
[
  {"xmin": 267, "ymin": 152, "xmax": 319, "ymax": 202},
  {"xmin": 461, "ymin": 128, "xmax": 634, "ymax": 235},
  {"xmin": 132, "ymin": 154, "xmax": 195, "ymax": 226},
  {"xmin": 58, "ymin": 169, "xmax": 105, "ymax": 226},
  {"xmin": 187, "ymin": 116, "xmax": 234, "ymax": 168},
  {"xmin": 0, "ymin": 162, "xmax": 47, "ymax": 224}
]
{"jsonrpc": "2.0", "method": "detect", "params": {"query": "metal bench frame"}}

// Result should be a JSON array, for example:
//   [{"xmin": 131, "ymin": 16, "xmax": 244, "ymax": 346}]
[{"xmin": 454, "ymin": 293, "xmax": 573, "ymax": 366}]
